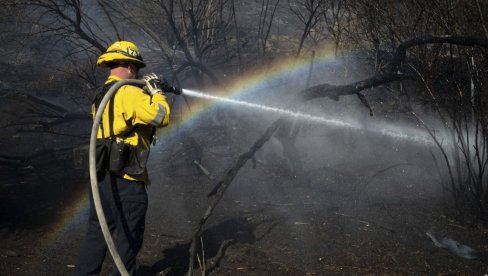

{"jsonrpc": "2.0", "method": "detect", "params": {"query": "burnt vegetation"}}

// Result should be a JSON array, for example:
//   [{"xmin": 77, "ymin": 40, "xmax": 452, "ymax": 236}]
[{"xmin": 1, "ymin": 0, "xmax": 488, "ymax": 275}]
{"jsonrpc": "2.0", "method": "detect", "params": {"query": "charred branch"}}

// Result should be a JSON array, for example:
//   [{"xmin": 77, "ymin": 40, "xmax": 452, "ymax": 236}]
[
  {"xmin": 0, "ymin": 144, "xmax": 81, "ymax": 165},
  {"xmin": 186, "ymin": 34, "xmax": 488, "ymax": 274},
  {"xmin": 13, "ymin": 93, "xmax": 68, "ymax": 115},
  {"xmin": 175, "ymin": 61, "xmax": 220, "ymax": 85},
  {"xmin": 193, "ymin": 160, "xmax": 214, "ymax": 180},
  {"xmin": 187, "ymin": 118, "xmax": 285, "ymax": 275},
  {"xmin": 300, "ymin": 35, "xmax": 488, "ymax": 104},
  {"xmin": 3, "ymin": 93, "xmax": 90, "ymax": 130},
  {"xmin": 390, "ymin": 35, "xmax": 488, "ymax": 69},
  {"xmin": 27, "ymin": 0, "xmax": 106, "ymax": 52},
  {"xmin": 300, "ymin": 71, "xmax": 409, "ymax": 101}
]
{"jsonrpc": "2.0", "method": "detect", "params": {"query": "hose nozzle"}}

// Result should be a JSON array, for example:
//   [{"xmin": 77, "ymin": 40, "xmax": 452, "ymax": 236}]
[
  {"xmin": 162, "ymin": 84, "xmax": 182, "ymax": 95},
  {"xmin": 160, "ymin": 79, "xmax": 182, "ymax": 95}
]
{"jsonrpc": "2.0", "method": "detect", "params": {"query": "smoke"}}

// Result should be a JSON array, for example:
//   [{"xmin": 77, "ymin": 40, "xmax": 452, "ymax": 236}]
[
  {"xmin": 146, "ymin": 48, "xmax": 471, "ymax": 269},
  {"xmin": 172, "ymin": 60, "xmax": 443, "ymax": 215}
]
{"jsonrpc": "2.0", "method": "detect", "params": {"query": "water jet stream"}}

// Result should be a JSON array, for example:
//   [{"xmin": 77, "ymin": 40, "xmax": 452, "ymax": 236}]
[
  {"xmin": 183, "ymin": 89, "xmax": 353, "ymax": 127},
  {"xmin": 182, "ymin": 89, "xmax": 437, "ymax": 146}
]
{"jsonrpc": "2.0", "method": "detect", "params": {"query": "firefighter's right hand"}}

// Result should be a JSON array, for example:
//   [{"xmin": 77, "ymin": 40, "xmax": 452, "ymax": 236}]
[{"xmin": 142, "ymin": 73, "xmax": 163, "ymax": 95}]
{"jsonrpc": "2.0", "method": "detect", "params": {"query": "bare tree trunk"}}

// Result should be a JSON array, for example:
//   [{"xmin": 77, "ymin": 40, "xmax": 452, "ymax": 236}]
[
  {"xmin": 257, "ymin": 0, "xmax": 280, "ymax": 55},
  {"xmin": 289, "ymin": 0, "xmax": 321, "ymax": 56}
]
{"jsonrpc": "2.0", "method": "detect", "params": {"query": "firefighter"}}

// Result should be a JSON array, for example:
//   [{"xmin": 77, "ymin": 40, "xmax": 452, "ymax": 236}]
[{"xmin": 74, "ymin": 41, "xmax": 171, "ymax": 275}]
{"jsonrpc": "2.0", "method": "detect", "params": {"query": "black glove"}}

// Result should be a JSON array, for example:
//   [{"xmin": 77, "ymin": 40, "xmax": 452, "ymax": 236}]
[
  {"xmin": 142, "ymin": 73, "xmax": 163, "ymax": 95},
  {"xmin": 161, "ymin": 80, "xmax": 182, "ymax": 95}
]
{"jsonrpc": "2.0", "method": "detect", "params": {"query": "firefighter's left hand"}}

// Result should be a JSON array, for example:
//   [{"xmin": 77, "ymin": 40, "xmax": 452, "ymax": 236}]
[{"xmin": 142, "ymin": 73, "xmax": 163, "ymax": 95}]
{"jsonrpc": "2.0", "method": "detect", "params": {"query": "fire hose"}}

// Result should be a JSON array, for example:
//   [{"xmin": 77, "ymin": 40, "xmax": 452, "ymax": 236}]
[{"xmin": 89, "ymin": 78, "xmax": 180, "ymax": 275}]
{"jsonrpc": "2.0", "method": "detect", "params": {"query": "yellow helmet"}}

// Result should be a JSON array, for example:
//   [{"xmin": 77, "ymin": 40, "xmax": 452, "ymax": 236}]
[{"xmin": 97, "ymin": 41, "xmax": 146, "ymax": 68}]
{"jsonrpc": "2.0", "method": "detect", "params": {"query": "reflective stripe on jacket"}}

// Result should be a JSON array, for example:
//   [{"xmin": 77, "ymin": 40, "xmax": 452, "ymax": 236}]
[{"xmin": 92, "ymin": 75, "xmax": 171, "ymax": 182}]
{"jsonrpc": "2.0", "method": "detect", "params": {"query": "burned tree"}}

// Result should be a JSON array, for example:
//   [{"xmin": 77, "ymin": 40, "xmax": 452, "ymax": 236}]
[
  {"xmin": 3, "ymin": 0, "xmax": 488, "ymax": 274},
  {"xmin": 288, "ymin": 0, "xmax": 322, "ymax": 57},
  {"xmin": 186, "ymin": 34, "xmax": 488, "ymax": 273}
]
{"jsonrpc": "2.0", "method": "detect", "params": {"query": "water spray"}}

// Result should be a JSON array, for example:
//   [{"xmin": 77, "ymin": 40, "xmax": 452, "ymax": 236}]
[
  {"xmin": 90, "ymin": 84, "xmax": 439, "ymax": 275},
  {"xmin": 182, "ymin": 89, "xmax": 439, "ymax": 146},
  {"xmin": 183, "ymin": 89, "xmax": 355, "ymax": 127}
]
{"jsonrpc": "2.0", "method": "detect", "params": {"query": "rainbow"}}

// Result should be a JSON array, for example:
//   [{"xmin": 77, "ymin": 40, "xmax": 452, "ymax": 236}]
[
  {"xmin": 29, "ymin": 184, "xmax": 89, "ymax": 273},
  {"xmin": 156, "ymin": 45, "xmax": 341, "ymax": 140},
  {"xmin": 36, "ymin": 45, "xmax": 342, "ymax": 266}
]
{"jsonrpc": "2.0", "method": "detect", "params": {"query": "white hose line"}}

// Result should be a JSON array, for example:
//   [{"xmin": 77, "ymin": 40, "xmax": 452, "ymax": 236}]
[{"xmin": 89, "ymin": 79, "xmax": 145, "ymax": 276}]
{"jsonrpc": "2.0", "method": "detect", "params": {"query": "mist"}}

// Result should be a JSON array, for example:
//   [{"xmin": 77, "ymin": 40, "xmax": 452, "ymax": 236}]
[{"xmin": 1, "ymin": 0, "xmax": 487, "ymax": 275}]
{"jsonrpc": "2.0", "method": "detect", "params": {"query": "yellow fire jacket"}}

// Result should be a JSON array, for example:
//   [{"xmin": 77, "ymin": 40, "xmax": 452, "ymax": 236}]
[{"xmin": 93, "ymin": 75, "xmax": 171, "ymax": 183}]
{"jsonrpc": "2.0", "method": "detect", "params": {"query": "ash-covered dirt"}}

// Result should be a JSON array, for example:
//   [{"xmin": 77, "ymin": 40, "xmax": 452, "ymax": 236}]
[{"xmin": 1, "ymin": 108, "xmax": 488, "ymax": 275}]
